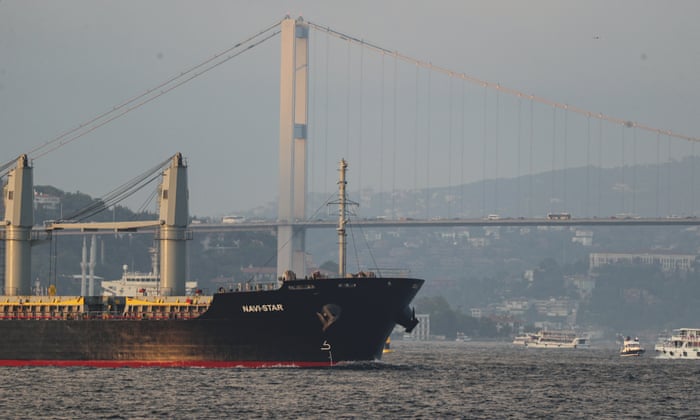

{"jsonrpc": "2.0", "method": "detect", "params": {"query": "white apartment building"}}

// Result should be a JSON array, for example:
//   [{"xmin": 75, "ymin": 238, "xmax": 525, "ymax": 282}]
[{"xmin": 589, "ymin": 252, "xmax": 696, "ymax": 273}]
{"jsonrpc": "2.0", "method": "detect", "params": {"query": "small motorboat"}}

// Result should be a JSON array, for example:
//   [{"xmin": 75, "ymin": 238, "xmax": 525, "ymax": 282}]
[{"xmin": 620, "ymin": 336, "xmax": 645, "ymax": 357}]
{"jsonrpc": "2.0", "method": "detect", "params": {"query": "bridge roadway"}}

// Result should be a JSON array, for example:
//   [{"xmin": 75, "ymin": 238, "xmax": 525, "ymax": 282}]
[
  {"xmin": 190, "ymin": 217, "xmax": 700, "ymax": 233},
  {"xmin": 1, "ymin": 217, "xmax": 696, "ymax": 237}
]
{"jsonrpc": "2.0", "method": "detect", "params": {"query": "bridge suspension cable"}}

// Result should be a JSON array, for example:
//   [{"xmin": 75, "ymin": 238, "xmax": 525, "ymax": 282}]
[
  {"xmin": 60, "ymin": 155, "xmax": 174, "ymax": 222},
  {"xmin": 306, "ymin": 20, "xmax": 699, "ymax": 144},
  {"xmin": 23, "ymin": 18, "xmax": 284, "ymax": 162},
  {"xmin": 0, "ymin": 159, "xmax": 16, "ymax": 179}
]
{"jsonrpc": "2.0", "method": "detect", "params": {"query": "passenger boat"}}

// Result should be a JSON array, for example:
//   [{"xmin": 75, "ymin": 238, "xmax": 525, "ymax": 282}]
[
  {"xmin": 523, "ymin": 330, "xmax": 589, "ymax": 349},
  {"xmin": 101, "ymin": 259, "xmax": 198, "ymax": 297},
  {"xmin": 619, "ymin": 336, "xmax": 645, "ymax": 357},
  {"xmin": 0, "ymin": 155, "xmax": 424, "ymax": 367},
  {"xmin": 100, "ymin": 267, "xmax": 162, "ymax": 297},
  {"xmin": 512, "ymin": 332, "xmax": 537, "ymax": 346},
  {"xmin": 654, "ymin": 328, "xmax": 700, "ymax": 359}
]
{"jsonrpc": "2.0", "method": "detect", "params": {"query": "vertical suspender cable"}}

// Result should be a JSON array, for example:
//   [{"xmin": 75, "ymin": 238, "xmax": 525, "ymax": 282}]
[
  {"xmin": 307, "ymin": 20, "xmax": 697, "ymax": 145},
  {"xmin": 426, "ymin": 69, "xmax": 432, "ymax": 219},
  {"xmin": 482, "ymin": 85, "xmax": 487, "ymax": 217},
  {"xmin": 379, "ymin": 54, "xmax": 385, "ymax": 213},
  {"xmin": 667, "ymin": 134, "xmax": 671, "ymax": 215},
  {"xmin": 392, "ymin": 54, "xmax": 398, "ymax": 218},
  {"xmin": 324, "ymin": 31, "xmax": 330, "ymax": 198},
  {"xmin": 358, "ymin": 43, "xmax": 364, "ymax": 195},
  {"xmin": 598, "ymin": 117, "xmax": 603, "ymax": 216},
  {"xmin": 564, "ymin": 107, "xmax": 568, "ymax": 211},
  {"xmin": 547, "ymin": 107, "xmax": 557, "ymax": 212},
  {"xmin": 586, "ymin": 114, "xmax": 591, "ymax": 217},
  {"xmin": 529, "ymin": 97, "xmax": 534, "ymax": 218},
  {"xmin": 656, "ymin": 132, "xmax": 660, "ymax": 217},
  {"xmin": 346, "ymin": 42, "xmax": 351, "ymax": 162},
  {"xmin": 461, "ymin": 77, "xmax": 466, "ymax": 216},
  {"xmin": 414, "ymin": 64, "xmax": 420, "ymax": 214},
  {"xmin": 551, "ymin": 106, "xmax": 556, "ymax": 213},
  {"xmin": 621, "ymin": 125, "xmax": 626, "ymax": 213},
  {"xmin": 448, "ymin": 76, "xmax": 454, "ymax": 218},
  {"xmin": 632, "ymin": 125, "xmax": 637, "ymax": 215},
  {"xmin": 692, "ymin": 142, "xmax": 696, "ymax": 215},
  {"xmin": 495, "ymin": 86, "xmax": 500, "ymax": 215},
  {"xmin": 517, "ymin": 95, "xmax": 522, "ymax": 217}
]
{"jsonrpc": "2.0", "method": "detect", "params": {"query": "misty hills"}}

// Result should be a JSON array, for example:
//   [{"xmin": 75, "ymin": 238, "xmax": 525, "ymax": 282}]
[{"xmin": 301, "ymin": 156, "xmax": 700, "ymax": 221}]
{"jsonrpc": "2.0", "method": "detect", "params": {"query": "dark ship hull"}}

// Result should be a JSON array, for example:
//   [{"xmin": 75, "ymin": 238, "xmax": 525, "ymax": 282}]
[{"xmin": 0, "ymin": 276, "xmax": 423, "ymax": 367}]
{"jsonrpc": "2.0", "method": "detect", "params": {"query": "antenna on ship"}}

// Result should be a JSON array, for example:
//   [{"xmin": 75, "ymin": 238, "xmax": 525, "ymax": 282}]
[
  {"xmin": 332, "ymin": 159, "xmax": 357, "ymax": 277},
  {"xmin": 337, "ymin": 159, "xmax": 348, "ymax": 277}
]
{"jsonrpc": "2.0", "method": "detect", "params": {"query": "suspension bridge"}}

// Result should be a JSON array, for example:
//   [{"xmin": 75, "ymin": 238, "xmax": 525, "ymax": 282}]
[{"xmin": 2, "ymin": 16, "xmax": 699, "ymax": 279}]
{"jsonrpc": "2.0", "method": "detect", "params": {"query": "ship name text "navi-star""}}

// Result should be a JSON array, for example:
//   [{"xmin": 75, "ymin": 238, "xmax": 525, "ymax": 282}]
[{"xmin": 241, "ymin": 304, "xmax": 285, "ymax": 313}]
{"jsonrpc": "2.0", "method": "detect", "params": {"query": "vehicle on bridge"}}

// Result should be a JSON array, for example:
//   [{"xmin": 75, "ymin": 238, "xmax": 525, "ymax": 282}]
[
  {"xmin": 222, "ymin": 215, "xmax": 246, "ymax": 224},
  {"xmin": 547, "ymin": 212, "xmax": 572, "ymax": 220}
]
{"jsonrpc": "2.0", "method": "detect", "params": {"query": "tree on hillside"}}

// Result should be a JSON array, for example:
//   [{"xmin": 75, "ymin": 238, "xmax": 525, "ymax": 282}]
[{"xmin": 528, "ymin": 258, "xmax": 566, "ymax": 298}]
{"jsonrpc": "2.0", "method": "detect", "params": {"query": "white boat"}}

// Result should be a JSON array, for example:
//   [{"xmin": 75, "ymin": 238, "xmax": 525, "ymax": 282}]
[
  {"xmin": 524, "ymin": 330, "xmax": 589, "ymax": 349},
  {"xmin": 654, "ymin": 328, "xmax": 700, "ymax": 359},
  {"xmin": 512, "ymin": 332, "xmax": 538, "ymax": 346},
  {"xmin": 102, "ymin": 266, "xmax": 198, "ymax": 297},
  {"xmin": 101, "ymin": 246, "xmax": 199, "ymax": 296},
  {"xmin": 101, "ymin": 264, "xmax": 160, "ymax": 296},
  {"xmin": 620, "ymin": 336, "xmax": 645, "ymax": 357}
]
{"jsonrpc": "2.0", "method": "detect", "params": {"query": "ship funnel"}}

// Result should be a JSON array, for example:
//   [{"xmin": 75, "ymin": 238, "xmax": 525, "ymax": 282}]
[
  {"xmin": 3, "ymin": 154, "xmax": 34, "ymax": 295},
  {"xmin": 158, "ymin": 152, "xmax": 189, "ymax": 296}
]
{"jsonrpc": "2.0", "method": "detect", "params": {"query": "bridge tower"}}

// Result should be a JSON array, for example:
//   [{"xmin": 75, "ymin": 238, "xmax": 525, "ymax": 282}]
[
  {"xmin": 3, "ymin": 155, "xmax": 33, "ymax": 295},
  {"xmin": 277, "ymin": 16, "xmax": 309, "ymax": 277},
  {"xmin": 158, "ymin": 152, "xmax": 189, "ymax": 295}
]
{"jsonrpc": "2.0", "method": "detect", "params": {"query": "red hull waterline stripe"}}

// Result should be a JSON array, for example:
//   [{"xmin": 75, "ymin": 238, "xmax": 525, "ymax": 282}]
[{"xmin": 0, "ymin": 360, "xmax": 337, "ymax": 368}]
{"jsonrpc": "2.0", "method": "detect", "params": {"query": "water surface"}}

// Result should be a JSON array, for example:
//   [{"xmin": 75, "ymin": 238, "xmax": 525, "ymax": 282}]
[{"xmin": 1, "ymin": 341, "xmax": 697, "ymax": 419}]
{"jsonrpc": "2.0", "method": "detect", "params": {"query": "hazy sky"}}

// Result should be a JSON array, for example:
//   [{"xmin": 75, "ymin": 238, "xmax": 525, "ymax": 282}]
[{"xmin": 1, "ymin": 1, "xmax": 698, "ymax": 217}]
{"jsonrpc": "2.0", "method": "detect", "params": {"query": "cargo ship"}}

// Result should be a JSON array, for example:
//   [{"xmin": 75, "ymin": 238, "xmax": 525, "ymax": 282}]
[{"xmin": 0, "ymin": 155, "xmax": 423, "ymax": 367}]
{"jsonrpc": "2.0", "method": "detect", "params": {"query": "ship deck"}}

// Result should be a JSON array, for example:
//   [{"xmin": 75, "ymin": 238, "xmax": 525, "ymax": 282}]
[{"xmin": 0, "ymin": 295, "xmax": 212, "ymax": 320}]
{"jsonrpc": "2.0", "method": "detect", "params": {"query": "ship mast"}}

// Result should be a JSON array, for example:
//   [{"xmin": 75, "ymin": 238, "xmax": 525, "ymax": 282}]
[{"xmin": 337, "ymin": 159, "xmax": 348, "ymax": 277}]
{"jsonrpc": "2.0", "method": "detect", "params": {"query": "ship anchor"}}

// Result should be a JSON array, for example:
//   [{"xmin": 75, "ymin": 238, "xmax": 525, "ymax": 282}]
[{"xmin": 316, "ymin": 303, "xmax": 342, "ymax": 331}]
